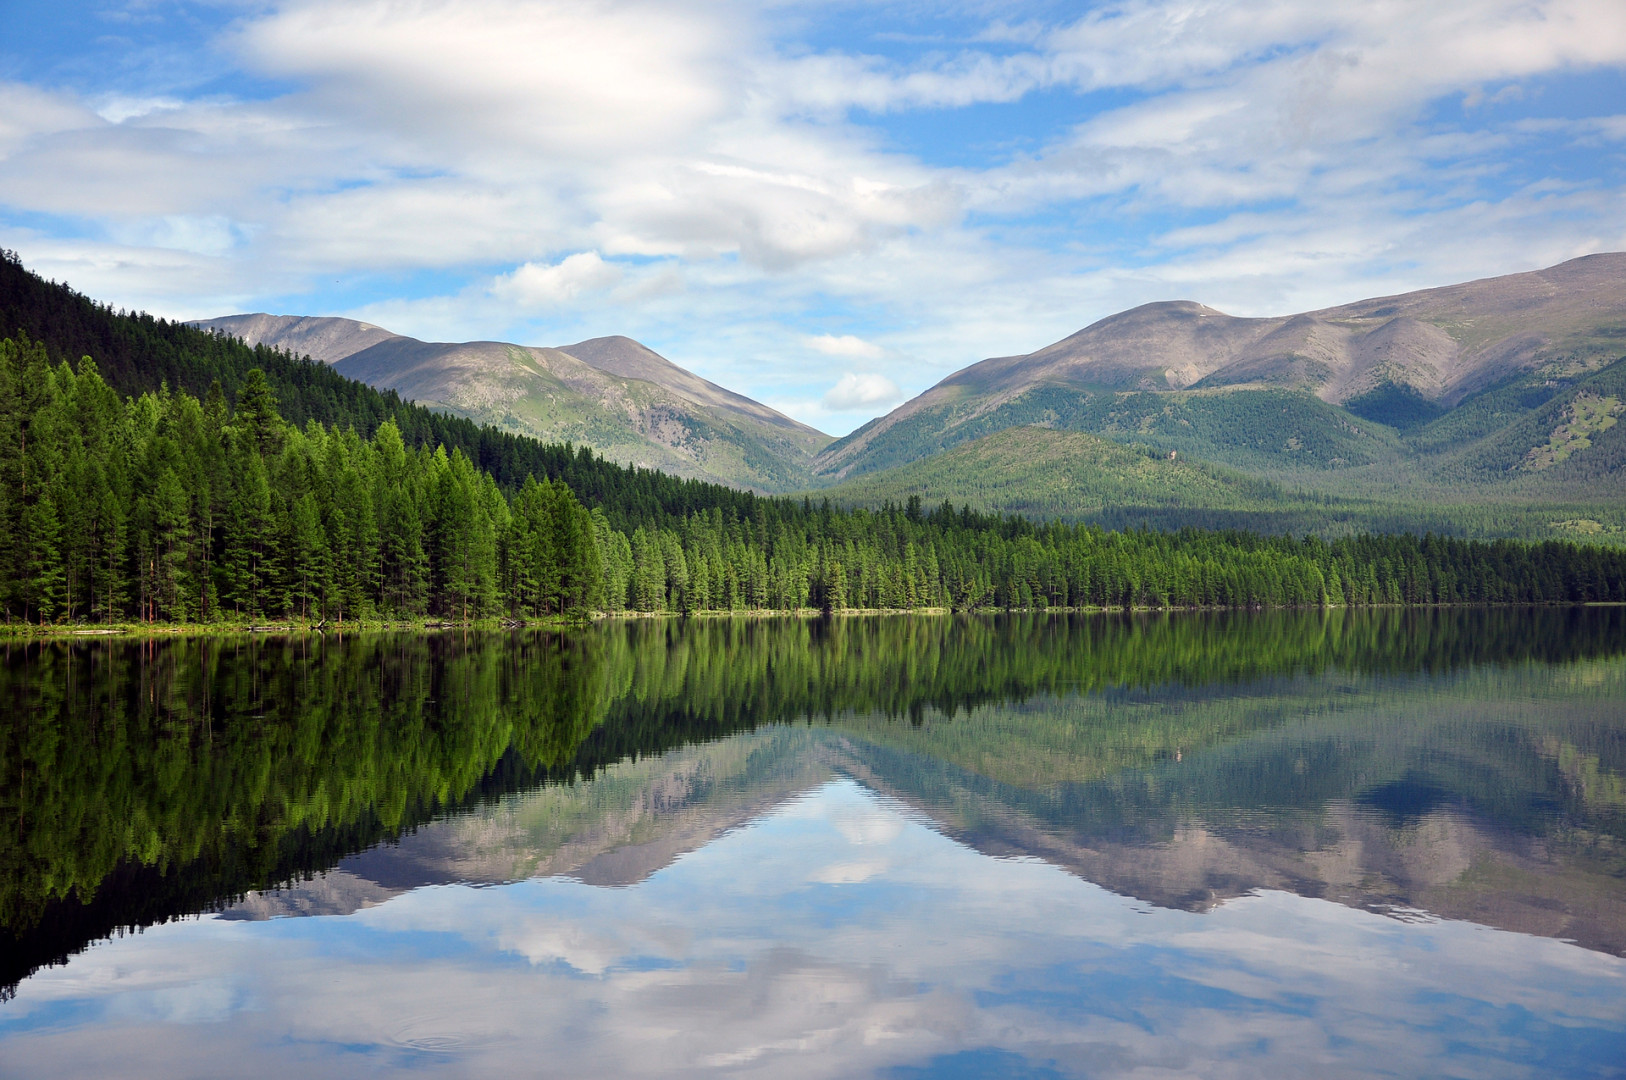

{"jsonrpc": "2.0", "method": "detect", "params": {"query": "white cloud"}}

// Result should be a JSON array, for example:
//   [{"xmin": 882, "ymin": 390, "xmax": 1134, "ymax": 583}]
[
  {"xmin": 492, "ymin": 253, "xmax": 623, "ymax": 308},
  {"xmin": 804, "ymin": 333, "xmax": 884, "ymax": 359},
  {"xmin": 229, "ymin": 0, "xmax": 737, "ymax": 157},
  {"xmin": 93, "ymin": 95, "xmax": 185, "ymax": 124},
  {"xmin": 822, "ymin": 372, "xmax": 903, "ymax": 411},
  {"xmin": 0, "ymin": 82, "xmax": 99, "ymax": 150}
]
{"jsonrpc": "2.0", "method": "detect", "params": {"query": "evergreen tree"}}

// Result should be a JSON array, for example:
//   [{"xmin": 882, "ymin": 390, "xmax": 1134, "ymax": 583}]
[
  {"xmin": 288, "ymin": 491, "xmax": 328, "ymax": 620},
  {"xmin": 222, "ymin": 451, "xmax": 273, "ymax": 618},
  {"xmin": 20, "ymin": 491, "xmax": 65, "ymax": 624},
  {"xmin": 234, "ymin": 368, "xmax": 284, "ymax": 459},
  {"xmin": 151, "ymin": 467, "xmax": 193, "ymax": 621}
]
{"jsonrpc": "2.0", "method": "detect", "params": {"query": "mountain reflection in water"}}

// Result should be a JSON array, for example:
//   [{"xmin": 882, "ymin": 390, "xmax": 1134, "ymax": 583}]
[{"xmin": 2, "ymin": 609, "xmax": 1625, "ymax": 1078}]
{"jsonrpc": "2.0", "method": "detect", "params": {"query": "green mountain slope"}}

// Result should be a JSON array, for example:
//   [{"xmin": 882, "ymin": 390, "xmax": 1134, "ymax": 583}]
[
  {"xmin": 820, "ymin": 385, "xmax": 1408, "ymax": 481},
  {"xmin": 813, "ymin": 255, "xmax": 1626, "ymax": 504},
  {"xmin": 197, "ymin": 315, "xmax": 831, "ymax": 492},
  {"xmin": 1413, "ymin": 353, "xmax": 1626, "ymax": 484},
  {"xmin": 818, "ymin": 426, "xmax": 1626, "ymax": 540},
  {"xmin": 823, "ymin": 426, "xmax": 1281, "ymax": 513}
]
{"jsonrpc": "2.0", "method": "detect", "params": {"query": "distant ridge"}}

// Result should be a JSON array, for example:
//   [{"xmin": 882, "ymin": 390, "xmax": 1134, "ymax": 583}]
[
  {"xmin": 196, "ymin": 315, "xmax": 831, "ymax": 492},
  {"xmin": 813, "ymin": 253, "xmax": 1626, "ymax": 497},
  {"xmin": 195, "ymin": 313, "xmax": 401, "ymax": 366},
  {"xmin": 557, "ymin": 335, "xmax": 815, "ymax": 435}
]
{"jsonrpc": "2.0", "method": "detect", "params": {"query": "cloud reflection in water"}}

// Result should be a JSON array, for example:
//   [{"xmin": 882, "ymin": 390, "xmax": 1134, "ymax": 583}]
[{"xmin": 3, "ymin": 778, "xmax": 1623, "ymax": 1079}]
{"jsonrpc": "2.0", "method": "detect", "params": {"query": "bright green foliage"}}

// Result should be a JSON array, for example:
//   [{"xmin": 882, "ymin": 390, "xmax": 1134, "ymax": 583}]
[
  {"xmin": 503, "ymin": 475, "xmax": 602, "ymax": 617},
  {"xmin": 0, "ymin": 344, "xmax": 599, "ymax": 624},
  {"xmin": 3, "ymin": 342, "xmax": 1625, "ymax": 625},
  {"xmin": 0, "ymin": 251, "xmax": 774, "ymax": 533}
]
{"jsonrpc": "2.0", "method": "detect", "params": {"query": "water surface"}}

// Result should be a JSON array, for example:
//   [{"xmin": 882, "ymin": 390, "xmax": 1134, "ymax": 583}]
[{"xmin": 3, "ymin": 610, "xmax": 1625, "ymax": 1077}]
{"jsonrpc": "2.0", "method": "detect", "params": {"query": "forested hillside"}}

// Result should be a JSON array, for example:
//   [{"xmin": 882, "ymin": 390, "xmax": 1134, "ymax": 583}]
[
  {"xmin": 4, "ymin": 335, "xmax": 1624, "ymax": 625},
  {"xmin": 4, "ymin": 252, "xmax": 1626, "ymax": 627},
  {"xmin": 819, "ymin": 425, "xmax": 1626, "ymax": 542},
  {"xmin": 0, "ymin": 250, "xmax": 765, "ymax": 532}
]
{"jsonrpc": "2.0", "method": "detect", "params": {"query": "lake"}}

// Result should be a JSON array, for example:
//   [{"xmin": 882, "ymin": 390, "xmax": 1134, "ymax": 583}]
[{"xmin": 3, "ymin": 609, "xmax": 1624, "ymax": 1078}]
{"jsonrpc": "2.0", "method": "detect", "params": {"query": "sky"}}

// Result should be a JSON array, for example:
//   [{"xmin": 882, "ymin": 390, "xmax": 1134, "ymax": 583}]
[{"xmin": 2, "ymin": 1, "xmax": 1625, "ymax": 435}]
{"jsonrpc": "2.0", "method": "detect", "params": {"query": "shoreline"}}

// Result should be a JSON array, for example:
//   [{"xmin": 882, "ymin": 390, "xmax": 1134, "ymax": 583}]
[{"xmin": 3, "ymin": 600, "xmax": 1621, "ymax": 640}]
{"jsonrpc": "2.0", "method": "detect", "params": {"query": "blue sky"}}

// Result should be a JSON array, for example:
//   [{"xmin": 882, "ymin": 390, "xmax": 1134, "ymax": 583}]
[{"xmin": 3, "ymin": 1, "xmax": 1625, "ymax": 434}]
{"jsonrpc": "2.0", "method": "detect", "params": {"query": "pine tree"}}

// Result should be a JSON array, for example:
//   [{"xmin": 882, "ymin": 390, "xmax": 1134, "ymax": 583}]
[
  {"xmin": 289, "ymin": 491, "xmax": 328, "ymax": 620},
  {"xmin": 372, "ymin": 420, "xmax": 426, "ymax": 615},
  {"xmin": 0, "ymin": 338, "xmax": 20, "ymax": 619},
  {"xmin": 234, "ymin": 368, "xmax": 284, "ymax": 459},
  {"xmin": 592, "ymin": 508, "xmax": 631, "ymax": 612},
  {"xmin": 223, "ymin": 451, "xmax": 273, "ymax": 618},
  {"xmin": 629, "ymin": 527, "xmax": 664, "ymax": 612},
  {"xmin": 21, "ymin": 489, "xmax": 65, "ymax": 624},
  {"xmin": 152, "ymin": 467, "xmax": 193, "ymax": 621}
]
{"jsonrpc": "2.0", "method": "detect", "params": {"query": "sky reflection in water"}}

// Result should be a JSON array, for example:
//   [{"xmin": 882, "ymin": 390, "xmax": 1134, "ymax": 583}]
[
  {"xmin": 2, "ymin": 612, "xmax": 1625, "ymax": 1077},
  {"xmin": 6, "ymin": 776, "xmax": 1625, "ymax": 1078}
]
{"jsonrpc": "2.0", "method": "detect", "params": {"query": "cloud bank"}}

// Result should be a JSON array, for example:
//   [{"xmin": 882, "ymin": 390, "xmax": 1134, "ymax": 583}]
[{"xmin": 2, "ymin": 0, "xmax": 1624, "ymax": 433}]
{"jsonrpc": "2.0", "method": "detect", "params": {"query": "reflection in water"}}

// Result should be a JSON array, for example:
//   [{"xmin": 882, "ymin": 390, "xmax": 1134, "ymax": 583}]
[{"xmin": 2, "ymin": 609, "xmax": 1625, "ymax": 1076}]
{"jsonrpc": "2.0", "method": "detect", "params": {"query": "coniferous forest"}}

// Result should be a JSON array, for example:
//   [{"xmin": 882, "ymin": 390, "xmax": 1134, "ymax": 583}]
[{"xmin": 3, "ymin": 250, "xmax": 1625, "ymax": 628}]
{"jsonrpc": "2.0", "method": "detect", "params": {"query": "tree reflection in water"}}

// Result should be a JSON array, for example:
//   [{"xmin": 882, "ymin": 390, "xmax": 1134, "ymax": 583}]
[{"xmin": 3, "ymin": 607, "xmax": 1624, "ymax": 999}]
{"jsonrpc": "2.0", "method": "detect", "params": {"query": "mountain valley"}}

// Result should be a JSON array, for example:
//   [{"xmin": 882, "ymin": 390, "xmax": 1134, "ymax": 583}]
[{"xmin": 197, "ymin": 255, "xmax": 1626, "ymax": 537}]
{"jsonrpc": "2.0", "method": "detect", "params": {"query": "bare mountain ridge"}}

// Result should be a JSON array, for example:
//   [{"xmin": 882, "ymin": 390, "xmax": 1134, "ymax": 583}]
[
  {"xmin": 816, "ymin": 253, "xmax": 1626, "ymax": 480},
  {"xmin": 943, "ymin": 252, "xmax": 1626, "ymax": 403},
  {"xmin": 556, "ymin": 335, "xmax": 812, "ymax": 434},
  {"xmin": 195, "ymin": 314, "xmax": 830, "ymax": 491},
  {"xmin": 197, "ymin": 312, "xmax": 402, "ymax": 365}
]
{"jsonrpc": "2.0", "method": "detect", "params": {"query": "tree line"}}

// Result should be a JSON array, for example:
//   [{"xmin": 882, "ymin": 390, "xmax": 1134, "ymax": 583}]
[
  {"xmin": 3, "ymin": 337, "xmax": 1625, "ymax": 627},
  {"xmin": 596, "ymin": 497, "xmax": 1626, "ymax": 614}
]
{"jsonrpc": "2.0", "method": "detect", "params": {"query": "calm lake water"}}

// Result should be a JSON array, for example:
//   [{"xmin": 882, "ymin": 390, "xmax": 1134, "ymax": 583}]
[{"xmin": 3, "ymin": 610, "xmax": 1625, "ymax": 1078}]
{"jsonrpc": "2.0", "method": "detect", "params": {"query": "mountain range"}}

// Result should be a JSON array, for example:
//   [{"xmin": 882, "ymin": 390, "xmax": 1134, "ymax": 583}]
[
  {"xmin": 202, "ymin": 253, "xmax": 1626, "ymax": 531},
  {"xmin": 813, "ymin": 253, "xmax": 1626, "ymax": 494},
  {"xmin": 194, "ymin": 314, "xmax": 831, "ymax": 491}
]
